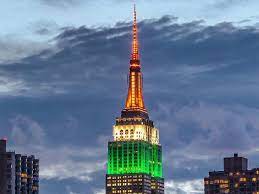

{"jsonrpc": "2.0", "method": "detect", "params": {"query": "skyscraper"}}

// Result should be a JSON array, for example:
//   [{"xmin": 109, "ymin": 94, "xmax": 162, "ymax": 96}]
[
  {"xmin": 0, "ymin": 139, "xmax": 39, "ymax": 194},
  {"xmin": 106, "ymin": 5, "xmax": 164, "ymax": 194}
]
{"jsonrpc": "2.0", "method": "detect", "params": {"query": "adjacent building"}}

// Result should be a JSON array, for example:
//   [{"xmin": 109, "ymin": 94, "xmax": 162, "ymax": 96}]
[
  {"xmin": 0, "ymin": 139, "xmax": 39, "ymax": 194},
  {"xmin": 204, "ymin": 153, "xmax": 259, "ymax": 194},
  {"xmin": 0, "ymin": 139, "xmax": 7, "ymax": 194},
  {"xmin": 106, "ymin": 5, "xmax": 164, "ymax": 194}
]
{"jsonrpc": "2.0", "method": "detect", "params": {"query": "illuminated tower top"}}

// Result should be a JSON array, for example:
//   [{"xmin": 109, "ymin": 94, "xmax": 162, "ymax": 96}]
[
  {"xmin": 107, "ymin": 6, "xmax": 164, "ymax": 193},
  {"xmin": 121, "ymin": 5, "xmax": 148, "ymax": 119}
]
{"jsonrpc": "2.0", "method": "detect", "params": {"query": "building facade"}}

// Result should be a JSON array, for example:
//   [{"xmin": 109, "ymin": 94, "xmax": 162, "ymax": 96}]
[
  {"xmin": 0, "ymin": 139, "xmax": 39, "ymax": 194},
  {"xmin": 106, "ymin": 5, "xmax": 164, "ymax": 194},
  {"xmin": 0, "ymin": 139, "xmax": 7, "ymax": 194},
  {"xmin": 205, "ymin": 153, "xmax": 259, "ymax": 194}
]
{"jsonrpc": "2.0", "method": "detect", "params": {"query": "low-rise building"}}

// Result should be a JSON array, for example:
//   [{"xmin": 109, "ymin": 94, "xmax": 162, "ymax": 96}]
[{"xmin": 205, "ymin": 153, "xmax": 259, "ymax": 194}]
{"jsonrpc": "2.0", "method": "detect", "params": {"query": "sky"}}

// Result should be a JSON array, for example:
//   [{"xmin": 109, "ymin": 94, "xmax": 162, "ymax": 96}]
[{"xmin": 1, "ymin": 0, "xmax": 259, "ymax": 193}]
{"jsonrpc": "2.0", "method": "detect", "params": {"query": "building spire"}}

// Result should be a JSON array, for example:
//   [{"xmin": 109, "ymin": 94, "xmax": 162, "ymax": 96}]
[
  {"xmin": 131, "ymin": 4, "xmax": 140, "ymax": 63},
  {"xmin": 122, "ymin": 4, "xmax": 148, "ymax": 119}
]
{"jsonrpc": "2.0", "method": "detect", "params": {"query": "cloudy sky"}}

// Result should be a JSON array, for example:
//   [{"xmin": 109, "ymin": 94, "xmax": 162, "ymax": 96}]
[{"xmin": 1, "ymin": 0, "xmax": 259, "ymax": 193}]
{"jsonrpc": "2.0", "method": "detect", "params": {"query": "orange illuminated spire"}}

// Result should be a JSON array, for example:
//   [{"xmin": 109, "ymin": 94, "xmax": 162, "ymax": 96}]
[
  {"xmin": 131, "ymin": 4, "xmax": 139, "ymax": 62},
  {"xmin": 122, "ymin": 5, "xmax": 148, "ymax": 119}
]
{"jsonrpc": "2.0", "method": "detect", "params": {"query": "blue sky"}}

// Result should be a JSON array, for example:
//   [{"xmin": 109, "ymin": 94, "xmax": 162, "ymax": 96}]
[
  {"xmin": 1, "ymin": 0, "xmax": 259, "ymax": 194},
  {"xmin": 1, "ymin": 0, "xmax": 259, "ymax": 40}
]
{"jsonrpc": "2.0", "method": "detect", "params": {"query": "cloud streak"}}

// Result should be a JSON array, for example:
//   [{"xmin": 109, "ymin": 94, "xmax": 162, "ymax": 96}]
[{"xmin": 165, "ymin": 179, "xmax": 204, "ymax": 194}]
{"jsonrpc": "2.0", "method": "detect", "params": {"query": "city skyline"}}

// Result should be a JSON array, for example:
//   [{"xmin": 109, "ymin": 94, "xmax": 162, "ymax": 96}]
[{"xmin": 1, "ymin": 1, "xmax": 259, "ymax": 194}]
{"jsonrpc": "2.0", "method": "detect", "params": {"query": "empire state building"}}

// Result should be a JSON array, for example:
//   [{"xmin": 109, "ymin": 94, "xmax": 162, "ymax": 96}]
[{"xmin": 106, "ymin": 5, "xmax": 164, "ymax": 194}]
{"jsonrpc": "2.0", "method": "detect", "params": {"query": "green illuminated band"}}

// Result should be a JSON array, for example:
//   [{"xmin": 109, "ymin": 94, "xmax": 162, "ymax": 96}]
[{"xmin": 107, "ymin": 141, "xmax": 163, "ymax": 178}]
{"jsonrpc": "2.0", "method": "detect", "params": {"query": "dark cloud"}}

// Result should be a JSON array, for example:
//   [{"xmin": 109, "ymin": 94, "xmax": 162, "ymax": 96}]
[
  {"xmin": 30, "ymin": 20, "xmax": 60, "ymax": 36},
  {"xmin": 2, "ymin": 16, "xmax": 259, "ymax": 99},
  {"xmin": 155, "ymin": 102, "xmax": 259, "ymax": 177},
  {"xmin": 213, "ymin": 0, "xmax": 249, "ymax": 9},
  {"xmin": 1, "ymin": 16, "xmax": 259, "ymax": 193},
  {"xmin": 0, "ymin": 37, "xmax": 50, "ymax": 64}
]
